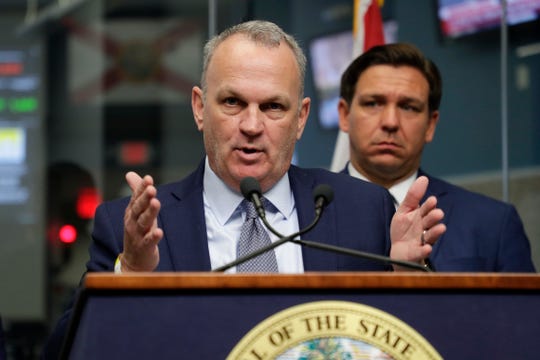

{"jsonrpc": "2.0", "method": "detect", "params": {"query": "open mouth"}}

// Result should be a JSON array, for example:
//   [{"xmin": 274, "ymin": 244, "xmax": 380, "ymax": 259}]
[{"xmin": 236, "ymin": 147, "xmax": 263, "ymax": 160}]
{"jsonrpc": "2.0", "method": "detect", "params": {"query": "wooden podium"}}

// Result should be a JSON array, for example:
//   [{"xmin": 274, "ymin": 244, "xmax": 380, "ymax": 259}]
[{"xmin": 61, "ymin": 273, "xmax": 540, "ymax": 359}]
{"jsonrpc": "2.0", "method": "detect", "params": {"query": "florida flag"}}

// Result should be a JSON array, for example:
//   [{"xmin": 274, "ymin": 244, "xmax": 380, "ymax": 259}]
[{"xmin": 330, "ymin": 0, "xmax": 385, "ymax": 172}]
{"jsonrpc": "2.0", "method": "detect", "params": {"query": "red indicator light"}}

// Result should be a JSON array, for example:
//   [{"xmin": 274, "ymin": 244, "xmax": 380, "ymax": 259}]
[
  {"xmin": 120, "ymin": 141, "xmax": 149, "ymax": 166},
  {"xmin": 76, "ymin": 187, "xmax": 101, "ymax": 219},
  {"xmin": 59, "ymin": 224, "xmax": 77, "ymax": 244},
  {"xmin": 0, "ymin": 62, "xmax": 23, "ymax": 76}
]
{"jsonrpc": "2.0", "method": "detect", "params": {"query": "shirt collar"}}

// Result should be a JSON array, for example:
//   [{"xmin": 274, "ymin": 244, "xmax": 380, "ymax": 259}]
[
  {"xmin": 389, "ymin": 173, "xmax": 417, "ymax": 206},
  {"xmin": 347, "ymin": 162, "xmax": 417, "ymax": 206},
  {"xmin": 203, "ymin": 157, "xmax": 295, "ymax": 225}
]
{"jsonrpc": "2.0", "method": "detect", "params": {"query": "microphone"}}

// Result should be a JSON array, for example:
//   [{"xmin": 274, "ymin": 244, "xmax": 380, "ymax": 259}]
[
  {"xmin": 213, "ymin": 177, "xmax": 433, "ymax": 273},
  {"xmin": 213, "ymin": 178, "xmax": 332, "ymax": 272},
  {"xmin": 239, "ymin": 176, "xmax": 266, "ymax": 220},
  {"xmin": 314, "ymin": 184, "xmax": 333, "ymax": 217}
]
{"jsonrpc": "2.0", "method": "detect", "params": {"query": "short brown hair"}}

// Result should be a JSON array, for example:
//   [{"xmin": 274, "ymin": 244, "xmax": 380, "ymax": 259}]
[{"xmin": 340, "ymin": 43, "xmax": 442, "ymax": 113}]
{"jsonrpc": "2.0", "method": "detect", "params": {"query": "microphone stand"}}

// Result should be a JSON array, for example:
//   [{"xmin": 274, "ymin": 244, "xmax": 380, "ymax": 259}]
[
  {"xmin": 289, "ymin": 238, "xmax": 433, "ymax": 272},
  {"xmin": 212, "ymin": 208, "xmax": 432, "ymax": 272},
  {"xmin": 212, "ymin": 209, "xmax": 321, "ymax": 273},
  {"xmin": 214, "ymin": 178, "xmax": 433, "ymax": 273}
]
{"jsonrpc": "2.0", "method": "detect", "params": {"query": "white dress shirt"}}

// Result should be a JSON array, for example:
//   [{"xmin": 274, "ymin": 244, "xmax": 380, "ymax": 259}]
[
  {"xmin": 203, "ymin": 158, "xmax": 304, "ymax": 273},
  {"xmin": 346, "ymin": 162, "xmax": 417, "ymax": 207}
]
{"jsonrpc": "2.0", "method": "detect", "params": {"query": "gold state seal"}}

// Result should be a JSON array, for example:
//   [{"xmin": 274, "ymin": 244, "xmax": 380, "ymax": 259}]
[{"xmin": 227, "ymin": 300, "xmax": 442, "ymax": 360}]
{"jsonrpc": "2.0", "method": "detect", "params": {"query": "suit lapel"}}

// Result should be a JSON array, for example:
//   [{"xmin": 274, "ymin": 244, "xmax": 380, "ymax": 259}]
[
  {"xmin": 288, "ymin": 167, "xmax": 339, "ymax": 271},
  {"xmin": 419, "ymin": 169, "xmax": 451, "ymax": 258},
  {"xmin": 157, "ymin": 161, "xmax": 212, "ymax": 271},
  {"xmin": 419, "ymin": 169, "xmax": 452, "ymax": 218},
  {"xmin": 157, "ymin": 164, "xmax": 341, "ymax": 272}
]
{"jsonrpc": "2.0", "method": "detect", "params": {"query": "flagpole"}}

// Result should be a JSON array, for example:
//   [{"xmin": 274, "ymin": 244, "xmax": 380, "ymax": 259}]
[
  {"xmin": 500, "ymin": 0, "xmax": 509, "ymax": 202},
  {"xmin": 208, "ymin": 0, "xmax": 217, "ymax": 37},
  {"xmin": 329, "ymin": 0, "xmax": 385, "ymax": 172}
]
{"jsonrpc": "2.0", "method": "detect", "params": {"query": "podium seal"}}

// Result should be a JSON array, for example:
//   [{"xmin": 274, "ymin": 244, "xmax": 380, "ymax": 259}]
[{"xmin": 227, "ymin": 300, "xmax": 442, "ymax": 360}]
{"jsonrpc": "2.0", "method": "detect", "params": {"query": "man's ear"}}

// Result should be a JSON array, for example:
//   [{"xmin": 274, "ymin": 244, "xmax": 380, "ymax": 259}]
[
  {"xmin": 425, "ymin": 110, "xmax": 439, "ymax": 143},
  {"xmin": 295, "ymin": 97, "xmax": 311, "ymax": 140},
  {"xmin": 192, "ymin": 86, "xmax": 204, "ymax": 131},
  {"xmin": 337, "ymin": 98, "xmax": 350, "ymax": 133}
]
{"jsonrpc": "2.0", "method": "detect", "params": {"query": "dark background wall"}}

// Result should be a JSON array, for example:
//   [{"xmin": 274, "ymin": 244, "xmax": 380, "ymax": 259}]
[
  {"xmin": 218, "ymin": 0, "xmax": 540, "ymax": 176},
  {"xmin": 1, "ymin": 1, "xmax": 539, "ymax": 357}
]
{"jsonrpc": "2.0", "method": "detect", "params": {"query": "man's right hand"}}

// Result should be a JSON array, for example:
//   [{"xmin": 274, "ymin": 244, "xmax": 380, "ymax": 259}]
[{"xmin": 119, "ymin": 171, "xmax": 163, "ymax": 272}]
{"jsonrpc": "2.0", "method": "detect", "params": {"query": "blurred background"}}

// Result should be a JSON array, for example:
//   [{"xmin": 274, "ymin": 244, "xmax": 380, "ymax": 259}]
[{"xmin": 0, "ymin": 0, "xmax": 538, "ymax": 357}]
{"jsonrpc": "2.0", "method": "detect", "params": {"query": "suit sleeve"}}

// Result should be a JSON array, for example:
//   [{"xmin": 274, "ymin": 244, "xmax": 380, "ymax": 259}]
[
  {"xmin": 87, "ymin": 201, "xmax": 126, "ymax": 271},
  {"xmin": 497, "ymin": 205, "xmax": 536, "ymax": 272}
]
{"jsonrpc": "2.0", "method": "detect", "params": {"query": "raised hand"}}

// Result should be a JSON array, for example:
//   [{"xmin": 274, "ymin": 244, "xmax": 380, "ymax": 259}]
[
  {"xmin": 119, "ymin": 172, "xmax": 163, "ymax": 272},
  {"xmin": 390, "ymin": 176, "xmax": 446, "ymax": 269}
]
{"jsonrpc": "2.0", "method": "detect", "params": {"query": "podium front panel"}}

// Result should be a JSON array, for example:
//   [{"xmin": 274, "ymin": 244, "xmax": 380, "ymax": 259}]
[{"xmin": 64, "ymin": 273, "xmax": 540, "ymax": 359}]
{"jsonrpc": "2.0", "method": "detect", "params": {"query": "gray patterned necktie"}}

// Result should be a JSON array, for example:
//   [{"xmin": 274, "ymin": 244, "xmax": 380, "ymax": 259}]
[{"xmin": 236, "ymin": 199, "xmax": 278, "ymax": 272}]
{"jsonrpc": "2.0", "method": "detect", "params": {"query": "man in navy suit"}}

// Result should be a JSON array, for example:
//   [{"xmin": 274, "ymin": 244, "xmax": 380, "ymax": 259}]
[
  {"xmin": 111, "ymin": 23, "xmax": 444, "ymax": 275},
  {"xmin": 337, "ymin": 43, "xmax": 535, "ymax": 272},
  {"xmin": 42, "ymin": 21, "xmax": 446, "ymax": 359}
]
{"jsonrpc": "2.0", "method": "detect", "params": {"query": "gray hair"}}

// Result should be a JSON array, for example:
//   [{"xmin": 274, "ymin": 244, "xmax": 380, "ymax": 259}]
[{"xmin": 201, "ymin": 20, "xmax": 307, "ymax": 98}]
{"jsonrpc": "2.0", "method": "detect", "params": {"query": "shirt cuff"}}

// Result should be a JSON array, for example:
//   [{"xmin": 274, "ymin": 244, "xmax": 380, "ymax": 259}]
[{"xmin": 114, "ymin": 255, "xmax": 122, "ymax": 274}]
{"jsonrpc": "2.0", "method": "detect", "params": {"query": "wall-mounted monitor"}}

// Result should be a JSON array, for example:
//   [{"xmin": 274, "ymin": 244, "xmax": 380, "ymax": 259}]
[
  {"xmin": 437, "ymin": 0, "xmax": 540, "ymax": 39},
  {"xmin": 0, "ymin": 41, "xmax": 46, "ymax": 322},
  {"xmin": 309, "ymin": 21, "xmax": 398, "ymax": 130},
  {"xmin": 309, "ymin": 31, "xmax": 354, "ymax": 130}
]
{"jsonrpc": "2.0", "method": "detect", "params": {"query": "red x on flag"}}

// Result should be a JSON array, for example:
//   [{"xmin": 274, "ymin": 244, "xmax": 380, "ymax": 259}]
[{"xmin": 64, "ymin": 17, "xmax": 203, "ymax": 104}]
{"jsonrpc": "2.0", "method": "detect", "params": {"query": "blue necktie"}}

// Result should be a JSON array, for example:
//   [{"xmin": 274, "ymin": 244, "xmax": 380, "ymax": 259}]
[{"xmin": 236, "ymin": 199, "xmax": 278, "ymax": 272}]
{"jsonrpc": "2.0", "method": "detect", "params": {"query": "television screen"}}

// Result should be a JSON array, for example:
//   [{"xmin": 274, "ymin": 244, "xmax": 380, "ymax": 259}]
[
  {"xmin": 437, "ymin": 0, "xmax": 540, "ymax": 39},
  {"xmin": 0, "ymin": 42, "xmax": 47, "ymax": 322},
  {"xmin": 309, "ymin": 21, "xmax": 398, "ymax": 129},
  {"xmin": 309, "ymin": 31, "xmax": 354, "ymax": 129}
]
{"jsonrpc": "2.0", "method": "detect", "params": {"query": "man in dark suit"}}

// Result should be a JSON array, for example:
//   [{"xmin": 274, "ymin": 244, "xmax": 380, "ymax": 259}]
[
  {"xmin": 338, "ymin": 43, "xmax": 535, "ymax": 272},
  {"xmin": 112, "ymin": 23, "xmax": 444, "ymax": 275},
  {"xmin": 42, "ymin": 21, "xmax": 446, "ymax": 358}
]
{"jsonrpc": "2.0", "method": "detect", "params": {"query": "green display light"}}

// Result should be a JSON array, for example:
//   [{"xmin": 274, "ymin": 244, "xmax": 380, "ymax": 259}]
[{"xmin": 9, "ymin": 97, "xmax": 38, "ymax": 113}]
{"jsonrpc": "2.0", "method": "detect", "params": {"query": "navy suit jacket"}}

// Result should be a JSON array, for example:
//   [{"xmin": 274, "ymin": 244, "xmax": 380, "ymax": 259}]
[
  {"xmin": 43, "ymin": 161, "xmax": 395, "ymax": 359},
  {"xmin": 418, "ymin": 169, "xmax": 535, "ymax": 272},
  {"xmin": 342, "ymin": 166, "xmax": 535, "ymax": 272}
]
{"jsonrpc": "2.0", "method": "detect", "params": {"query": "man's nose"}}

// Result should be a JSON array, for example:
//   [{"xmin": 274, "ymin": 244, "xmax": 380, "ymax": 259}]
[
  {"xmin": 239, "ymin": 105, "xmax": 264, "ymax": 135},
  {"xmin": 380, "ymin": 106, "xmax": 399, "ymax": 132}
]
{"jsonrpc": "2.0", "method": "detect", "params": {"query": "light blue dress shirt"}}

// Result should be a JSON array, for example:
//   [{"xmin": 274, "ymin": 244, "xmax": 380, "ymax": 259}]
[{"xmin": 203, "ymin": 158, "xmax": 304, "ymax": 273}]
